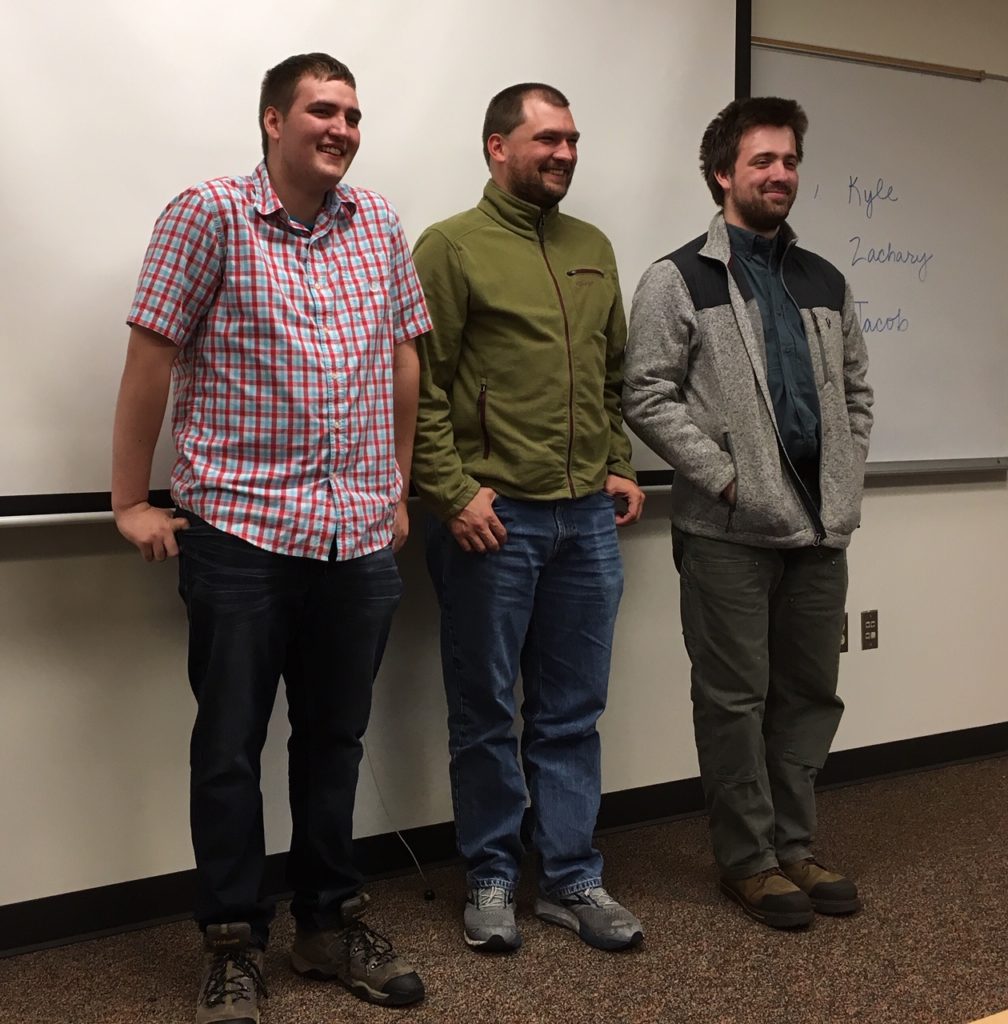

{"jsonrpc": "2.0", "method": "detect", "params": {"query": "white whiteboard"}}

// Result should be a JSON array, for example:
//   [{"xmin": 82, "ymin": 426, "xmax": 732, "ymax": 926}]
[
  {"xmin": 752, "ymin": 46, "xmax": 1008, "ymax": 464},
  {"xmin": 0, "ymin": 0, "xmax": 738, "ymax": 501}
]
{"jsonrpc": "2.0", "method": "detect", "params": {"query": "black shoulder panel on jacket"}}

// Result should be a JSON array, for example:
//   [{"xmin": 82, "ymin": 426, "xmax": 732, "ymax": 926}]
[
  {"xmin": 783, "ymin": 246, "xmax": 846, "ymax": 312},
  {"xmin": 659, "ymin": 234, "xmax": 731, "ymax": 311}
]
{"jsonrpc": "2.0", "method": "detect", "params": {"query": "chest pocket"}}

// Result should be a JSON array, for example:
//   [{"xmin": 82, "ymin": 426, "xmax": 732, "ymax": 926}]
[
  {"xmin": 807, "ymin": 307, "xmax": 843, "ymax": 387},
  {"xmin": 563, "ymin": 266, "xmax": 615, "ymax": 338},
  {"xmin": 323, "ymin": 257, "xmax": 391, "ymax": 329}
]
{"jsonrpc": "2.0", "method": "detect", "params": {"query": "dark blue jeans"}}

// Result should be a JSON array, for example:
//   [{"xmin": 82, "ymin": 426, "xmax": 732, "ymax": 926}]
[
  {"xmin": 426, "ymin": 493, "xmax": 624, "ymax": 897},
  {"xmin": 177, "ymin": 513, "xmax": 402, "ymax": 948}
]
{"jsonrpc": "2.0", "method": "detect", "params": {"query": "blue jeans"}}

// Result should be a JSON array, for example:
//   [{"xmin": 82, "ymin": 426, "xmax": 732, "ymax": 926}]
[
  {"xmin": 426, "ymin": 492, "xmax": 624, "ymax": 896},
  {"xmin": 177, "ymin": 512, "xmax": 402, "ymax": 948}
]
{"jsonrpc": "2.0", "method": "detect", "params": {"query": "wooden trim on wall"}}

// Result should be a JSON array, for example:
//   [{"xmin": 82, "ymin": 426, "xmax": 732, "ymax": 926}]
[{"xmin": 751, "ymin": 36, "xmax": 986, "ymax": 81}]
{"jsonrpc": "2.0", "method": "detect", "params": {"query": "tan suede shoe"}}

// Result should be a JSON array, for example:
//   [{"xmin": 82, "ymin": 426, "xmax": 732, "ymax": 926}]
[
  {"xmin": 720, "ymin": 867, "xmax": 813, "ymax": 929},
  {"xmin": 781, "ymin": 857, "xmax": 862, "ymax": 915}
]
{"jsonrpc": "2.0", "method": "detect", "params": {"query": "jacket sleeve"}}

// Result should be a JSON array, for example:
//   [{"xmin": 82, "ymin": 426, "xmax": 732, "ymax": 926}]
[
  {"xmin": 410, "ymin": 227, "xmax": 481, "ymax": 521},
  {"xmin": 622, "ymin": 259, "xmax": 735, "ymax": 500},
  {"xmin": 841, "ymin": 281, "xmax": 874, "ymax": 464},
  {"xmin": 602, "ymin": 251, "xmax": 636, "ymax": 481}
]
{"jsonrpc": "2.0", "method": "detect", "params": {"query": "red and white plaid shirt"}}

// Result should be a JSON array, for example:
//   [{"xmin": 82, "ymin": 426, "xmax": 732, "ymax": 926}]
[{"xmin": 129, "ymin": 163, "xmax": 431, "ymax": 560}]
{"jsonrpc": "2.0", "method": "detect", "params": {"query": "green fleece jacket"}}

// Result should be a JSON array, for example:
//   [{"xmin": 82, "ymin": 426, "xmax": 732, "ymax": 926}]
[{"xmin": 411, "ymin": 180, "xmax": 635, "ymax": 521}]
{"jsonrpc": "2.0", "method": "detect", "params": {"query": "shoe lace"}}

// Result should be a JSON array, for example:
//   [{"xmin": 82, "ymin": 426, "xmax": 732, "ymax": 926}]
[
  {"xmin": 343, "ymin": 922, "xmax": 397, "ymax": 971},
  {"xmin": 748, "ymin": 867, "xmax": 789, "ymax": 889},
  {"xmin": 577, "ymin": 886, "xmax": 618, "ymax": 908},
  {"xmin": 473, "ymin": 884, "xmax": 511, "ymax": 909},
  {"xmin": 201, "ymin": 951, "xmax": 268, "ymax": 1007}
]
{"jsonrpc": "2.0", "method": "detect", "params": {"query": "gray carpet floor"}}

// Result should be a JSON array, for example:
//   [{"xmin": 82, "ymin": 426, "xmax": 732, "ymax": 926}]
[{"xmin": 2, "ymin": 757, "xmax": 1007, "ymax": 1024}]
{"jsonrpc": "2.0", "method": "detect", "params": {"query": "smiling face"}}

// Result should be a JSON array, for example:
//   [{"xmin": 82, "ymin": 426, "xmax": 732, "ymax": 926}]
[
  {"xmin": 716, "ymin": 124, "xmax": 799, "ymax": 236},
  {"xmin": 262, "ymin": 74, "xmax": 361, "ymax": 215},
  {"xmin": 487, "ymin": 95, "xmax": 579, "ymax": 209}
]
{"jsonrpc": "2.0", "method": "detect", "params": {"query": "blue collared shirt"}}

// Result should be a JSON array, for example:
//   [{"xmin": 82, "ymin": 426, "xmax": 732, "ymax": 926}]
[{"xmin": 727, "ymin": 223, "xmax": 821, "ymax": 472}]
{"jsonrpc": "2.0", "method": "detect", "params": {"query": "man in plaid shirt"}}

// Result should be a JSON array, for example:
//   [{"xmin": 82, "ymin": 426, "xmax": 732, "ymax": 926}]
[{"xmin": 112, "ymin": 53, "xmax": 430, "ymax": 1022}]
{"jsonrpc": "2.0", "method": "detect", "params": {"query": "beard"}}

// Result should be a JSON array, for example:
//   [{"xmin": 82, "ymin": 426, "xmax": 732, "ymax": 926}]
[
  {"xmin": 506, "ymin": 162, "xmax": 574, "ymax": 209},
  {"xmin": 731, "ymin": 186, "xmax": 796, "ymax": 233}
]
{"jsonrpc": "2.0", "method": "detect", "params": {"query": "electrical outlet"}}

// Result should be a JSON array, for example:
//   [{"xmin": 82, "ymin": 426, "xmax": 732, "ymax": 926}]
[
  {"xmin": 840, "ymin": 612, "xmax": 848, "ymax": 653},
  {"xmin": 861, "ymin": 609, "xmax": 878, "ymax": 650}
]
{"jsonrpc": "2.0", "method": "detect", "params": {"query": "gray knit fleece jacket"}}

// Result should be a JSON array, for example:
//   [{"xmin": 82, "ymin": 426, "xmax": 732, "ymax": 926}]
[{"xmin": 623, "ymin": 212, "xmax": 873, "ymax": 549}]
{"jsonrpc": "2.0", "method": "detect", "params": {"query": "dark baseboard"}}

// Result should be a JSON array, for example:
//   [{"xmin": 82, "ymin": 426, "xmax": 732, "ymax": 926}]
[
  {"xmin": 0, "ymin": 822, "xmax": 458, "ymax": 958},
  {"xmin": 816, "ymin": 721, "xmax": 1008, "ymax": 786},
  {"xmin": 4, "ymin": 721, "xmax": 1006, "ymax": 956}
]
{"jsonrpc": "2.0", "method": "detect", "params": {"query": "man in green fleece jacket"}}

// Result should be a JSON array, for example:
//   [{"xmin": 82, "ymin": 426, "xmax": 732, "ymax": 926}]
[{"xmin": 411, "ymin": 83, "xmax": 644, "ymax": 954}]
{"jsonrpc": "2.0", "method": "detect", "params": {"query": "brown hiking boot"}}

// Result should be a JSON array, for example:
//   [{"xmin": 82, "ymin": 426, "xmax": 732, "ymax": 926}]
[
  {"xmin": 196, "ymin": 923, "xmax": 267, "ymax": 1024},
  {"xmin": 781, "ymin": 857, "xmax": 862, "ymax": 915},
  {"xmin": 291, "ymin": 893, "xmax": 424, "ymax": 1006},
  {"xmin": 720, "ymin": 868, "xmax": 813, "ymax": 929}
]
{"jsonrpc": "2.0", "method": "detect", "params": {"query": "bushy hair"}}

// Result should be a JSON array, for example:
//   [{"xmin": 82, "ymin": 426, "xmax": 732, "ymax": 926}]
[
  {"xmin": 481, "ymin": 83, "xmax": 570, "ymax": 166},
  {"xmin": 699, "ymin": 96, "xmax": 808, "ymax": 205},
  {"xmin": 259, "ymin": 53, "xmax": 356, "ymax": 158}
]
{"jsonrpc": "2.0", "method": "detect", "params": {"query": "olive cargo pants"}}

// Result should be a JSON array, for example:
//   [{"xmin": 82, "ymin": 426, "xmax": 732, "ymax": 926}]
[{"xmin": 673, "ymin": 529, "xmax": 847, "ymax": 878}]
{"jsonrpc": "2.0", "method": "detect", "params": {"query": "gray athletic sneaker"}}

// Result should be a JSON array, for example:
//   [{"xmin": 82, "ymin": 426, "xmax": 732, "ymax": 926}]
[
  {"xmin": 291, "ymin": 893, "xmax": 424, "ymax": 1006},
  {"xmin": 196, "ymin": 922, "xmax": 267, "ymax": 1024},
  {"xmin": 535, "ymin": 886, "xmax": 644, "ymax": 951},
  {"xmin": 464, "ymin": 884, "xmax": 522, "ymax": 952}
]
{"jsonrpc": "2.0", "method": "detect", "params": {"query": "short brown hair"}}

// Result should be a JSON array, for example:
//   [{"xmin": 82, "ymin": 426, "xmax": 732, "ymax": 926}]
[
  {"xmin": 259, "ymin": 53, "xmax": 356, "ymax": 159},
  {"xmin": 699, "ymin": 97, "xmax": 808, "ymax": 205},
  {"xmin": 481, "ymin": 83, "xmax": 570, "ymax": 166}
]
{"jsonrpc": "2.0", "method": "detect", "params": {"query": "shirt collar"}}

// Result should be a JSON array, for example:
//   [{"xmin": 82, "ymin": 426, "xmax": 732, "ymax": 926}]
[
  {"xmin": 700, "ymin": 212, "xmax": 797, "ymax": 264},
  {"xmin": 251, "ymin": 161, "xmax": 358, "ymax": 223},
  {"xmin": 726, "ymin": 222, "xmax": 779, "ymax": 261}
]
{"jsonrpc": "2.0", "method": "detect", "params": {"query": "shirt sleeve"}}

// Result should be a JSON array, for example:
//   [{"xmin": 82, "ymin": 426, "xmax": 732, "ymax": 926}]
[
  {"xmin": 410, "ymin": 226, "xmax": 482, "ymax": 520},
  {"xmin": 623, "ymin": 259, "xmax": 735, "ymax": 500},
  {"xmin": 127, "ymin": 188, "xmax": 224, "ymax": 347},
  {"xmin": 384, "ymin": 206, "xmax": 433, "ymax": 344},
  {"xmin": 600, "ymin": 241, "xmax": 636, "ymax": 481},
  {"xmin": 841, "ymin": 280, "xmax": 874, "ymax": 464}
]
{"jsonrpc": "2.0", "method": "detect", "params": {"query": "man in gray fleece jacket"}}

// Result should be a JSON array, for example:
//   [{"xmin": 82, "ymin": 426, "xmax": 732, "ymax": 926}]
[{"xmin": 623, "ymin": 97, "xmax": 873, "ymax": 930}]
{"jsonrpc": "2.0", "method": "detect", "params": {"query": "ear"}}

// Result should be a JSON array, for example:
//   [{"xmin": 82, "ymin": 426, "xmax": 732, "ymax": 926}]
[
  {"xmin": 263, "ymin": 105, "xmax": 283, "ymax": 148},
  {"xmin": 714, "ymin": 168, "xmax": 732, "ymax": 193},
  {"xmin": 485, "ymin": 132, "xmax": 508, "ymax": 166}
]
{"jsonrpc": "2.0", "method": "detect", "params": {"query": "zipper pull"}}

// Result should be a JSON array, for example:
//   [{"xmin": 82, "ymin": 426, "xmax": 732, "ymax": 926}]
[{"xmin": 536, "ymin": 214, "xmax": 545, "ymax": 244}]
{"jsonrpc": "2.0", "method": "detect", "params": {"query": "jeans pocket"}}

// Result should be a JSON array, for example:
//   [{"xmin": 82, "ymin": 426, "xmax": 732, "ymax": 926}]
[
  {"xmin": 180, "ymin": 527, "xmax": 294, "ymax": 620},
  {"xmin": 342, "ymin": 546, "xmax": 404, "ymax": 605}
]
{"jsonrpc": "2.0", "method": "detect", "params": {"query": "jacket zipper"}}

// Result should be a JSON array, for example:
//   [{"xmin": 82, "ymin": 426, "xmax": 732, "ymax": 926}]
[
  {"xmin": 566, "ymin": 267, "xmax": 604, "ymax": 277},
  {"xmin": 779, "ymin": 245, "xmax": 830, "ymax": 386},
  {"xmin": 477, "ymin": 380, "xmax": 490, "ymax": 458},
  {"xmin": 779, "ymin": 239, "xmax": 826, "ymax": 543},
  {"xmin": 537, "ymin": 213, "xmax": 576, "ymax": 496},
  {"xmin": 778, "ymin": 240, "xmax": 829, "ymax": 385},
  {"xmin": 727, "ymin": 239, "xmax": 826, "ymax": 544}
]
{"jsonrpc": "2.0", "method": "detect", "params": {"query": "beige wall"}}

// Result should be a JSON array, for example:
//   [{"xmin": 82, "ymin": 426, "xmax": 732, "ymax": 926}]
[
  {"xmin": 4, "ymin": 475, "xmax": 1007, "ymax": 906},
  {"xmin": 2, "ymin": 0, "xmax": 1006, "ymax": 908}
]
